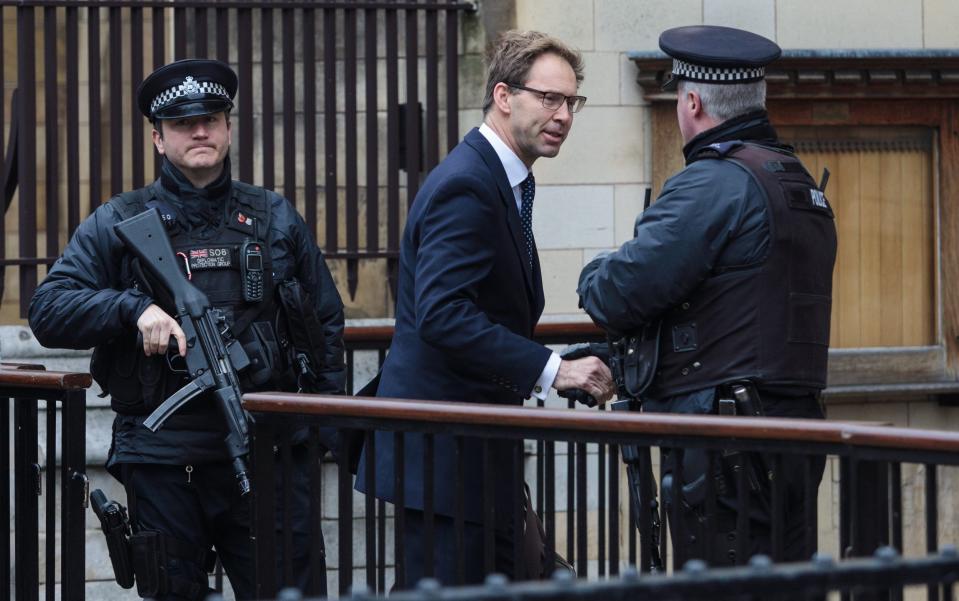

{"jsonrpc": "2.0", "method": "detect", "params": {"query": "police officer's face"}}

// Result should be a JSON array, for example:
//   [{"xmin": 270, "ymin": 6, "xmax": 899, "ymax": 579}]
[
  {"xmin": 152, "ymin": 111, "xmax": 232, "ymax": 185},
  {"xmin": 503, "ymin": 53, "xmax": 577, "ymax": 167}
]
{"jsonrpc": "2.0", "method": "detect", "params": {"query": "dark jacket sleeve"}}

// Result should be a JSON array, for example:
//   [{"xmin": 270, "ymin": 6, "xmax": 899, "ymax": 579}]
[
  {"xmin": 28, "ymin": 202, "xmax": 153, "ymax": 350},
  {"xmin": 274, "ymin": 195, "xmax": 346, "ymax": 395},
  {"xmin": 577, "ymin": 159, "xmax": 768, "ymax": 335}
]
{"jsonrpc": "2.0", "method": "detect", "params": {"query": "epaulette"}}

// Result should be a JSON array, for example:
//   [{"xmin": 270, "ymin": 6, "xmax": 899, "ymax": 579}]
[{"xmin": 689, "ymin": 140, "xmax": 744, "ymax": 163}]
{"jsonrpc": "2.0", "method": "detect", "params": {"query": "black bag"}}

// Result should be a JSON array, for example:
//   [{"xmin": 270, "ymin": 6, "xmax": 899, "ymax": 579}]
[{"xmin": 522, "ymin": 483, "xmax": 576, "ymax": 580}]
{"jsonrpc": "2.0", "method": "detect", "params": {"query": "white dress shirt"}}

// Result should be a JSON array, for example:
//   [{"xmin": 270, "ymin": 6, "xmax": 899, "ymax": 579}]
[{"xmin": 478, "ymin": 123, "xmax": 561, "ymax": 400}]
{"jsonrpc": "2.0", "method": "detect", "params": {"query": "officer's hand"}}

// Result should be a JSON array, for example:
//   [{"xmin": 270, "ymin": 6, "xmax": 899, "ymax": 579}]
[
  {"xmin": 136, "ymin": 304, "xmax": 187, "ymax": 357},
  {"xmin": 553, "ymin": 357, "xmax": 614, "ymax": 405}
]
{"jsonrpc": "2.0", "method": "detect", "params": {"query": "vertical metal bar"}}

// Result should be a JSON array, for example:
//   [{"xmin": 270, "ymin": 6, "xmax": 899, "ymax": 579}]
[
  {"xmin": 109, "ymin": 6, "xmax": 123, "ymax": 196},
  {"xmin": 323, "ymin": 5, "xmax": 338, "ymax": 254},
  {"xmin": 576, "ymin": 441, "xmax": 587, "ymax": 576},
  {"xmin": 385, "ymin": 2, "xmax": 400, "ymax": 297},
  {"xmin": 628, "ymin": 475, "xmax": 637, "ymax": 568},
  {"xmin": 394, "ymin": 433, "xmax": 406, "ymax": 590},
  {"xmin": 151, "ymin": 5, "xmax": 165, "ymax": 178},
  {"xmin": 216, "ymin": 5, "xmax": 229, "ymax": 63},
  {"xmin": 671, "ymin": 447, "xmax": 685, "ymax": 570},
  {"xmin": 891, "ymin": 462, "xmax": 902, "ymax": 552},
  {"xmin": 365, "ymin": 430, "xmax": 376, "ymax": 590},
  {"xmin": 444, "ymin": 3, "xmax": 459, "ymax": 151},
  {"xmin": 251, "ymin": 420, "xmax": 277, "ymax": 597},
  {"xmin": 131, "ymin": 5, "xmax": 145, "ymax": 189},
  {"xmin": 377, "ymin": 496, "xmax": 386, "ymax": 592},
  {"xmin": 597, "ymin": 442, "xmax": 606, "ymax": 577},
  {"xmin": 261, "ymin": 8, "xmax": 275, "ymax": 190},
  {"xmin": 927, "ymin": 463, "xmax": 940, "ymax": 601},
  {"xmin": 280, "ymin": 432, "xmax": 294, "ymax": 586},
  {"xmin": 344, "ymin": 6, "xmax": 359, "ymax": 298},
  {"xmin": 45, "ymin": 401, "xmax": 55, "ymax": 601},
  {"xmin": 771, "ymin": 453, "xmax": 785, "ymax": 561},
  {"xmin": 338, "ymin": 433, "xmax": 353, "ymax": 595},
  {"xmin": 424, "ymin": 0, "xmax": 438, "ymax": 171},
  {"xmin": 403, "ymin": 6, "xmax": 421, "ymax": 204},
  {"xmin": 303, "ymin": 7, "xmax": 317, "ymax": 232},
  {"xmin": 43, "ymin": 6, "xmax": 59, "ymax": 275},
  {"xmin": 566, "ymin": 437, "xmax": 575, "ymax": 565},
  {"xmin": 364, "ymin": 5, "xmax": 379, "ymax": 270},
  {"xmin": 804, "ymin": 455, "xmax": 819, "ymax": 560},
  {"xmin": 345, "ymin": 349, "xmax": 355, "ymax": 394},
  {"xmin": 637, "ymin": 446, "xmax": 655, "ymax": 573},
  {"xmin": 61, "ymin": 390, "xmax": 86, "ymax": 600},
  {"xmin": 513, "ymin": 439, "xmax": 524, "ymax": 579},
  {"xmin": 173, "ymin": 4, "xmax": 186, "ymax": 60},
  {"xmin": 237, "ymin": 7, "xmax": 253, "ymax": 182},
  {"xmin": 14, "ymin": 397, "xmax": 39, "ymax": 601},
  {"xmin": 735, "ymin": 452, "xmax": 749, "ymax": 566},
  {"xmin": 536, "ymin": 400, "xmax": 545, "ymax": 520},
  {"xmin": 308, "ymin": 430, "xmax": 326, "ymax": 597},
  {"xmin": 88, "ymin": 4, "xmax": 102, "ymax": 216},
  {"xmin": 423, "ymin": 433, "xmax": 435, "ymax": 578},
  {"xmin": 703, "ymin": 450, "xmax": 717, "ymax": 565},
  {"xmin": 0, "ymin": 397, "xmax": 9, "ymax": 594},
  {"xmin": 839, "ymin": 457, "xmax": 850, "ymax": 601},
  {"xmin": 19, "ymin": 5, "xmax": 37, "ymax": 319},
  {"xmin": 609, "ymin": 442, "xmax": 619, "ymax": 576},
  {"xmin": 195, "ymin": 5, "xmax": 208, "ymax": 58},
  {"xmin": 66, "ymin": 6, "xmax": 80, "ymax": 233},
  {"xmin": 281, "ymin": 7, "xmax": 295, "ymax": 203},
  {"xmin": 658, "ymin": 457, "xmax": 667, "ymax": 569},
  {"xmin": 544, "ymin": 439, "xmax": 556, "ymax": 577},
  {"xmin": 483, "ymin": 438, "xmax": 495, "ymax": 575},
  {"xmin": 455, "ymin": 435, "xmax": 466, "ymax": 584}
]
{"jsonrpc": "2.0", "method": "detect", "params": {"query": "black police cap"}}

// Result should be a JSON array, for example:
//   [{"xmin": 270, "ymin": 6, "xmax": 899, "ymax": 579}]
[
  {"xmin": 658, "ymin": 25, "xmax": 781, "ymax": 91},
  {"xmin": 136, "ymin": 58, "xmax": 237, "ymax": 121}
]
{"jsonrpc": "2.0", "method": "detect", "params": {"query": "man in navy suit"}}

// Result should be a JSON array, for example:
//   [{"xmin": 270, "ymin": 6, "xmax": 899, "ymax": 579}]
[{"xmin": 357, "ymin": 30, "xmax": 614, "ymax": 586}]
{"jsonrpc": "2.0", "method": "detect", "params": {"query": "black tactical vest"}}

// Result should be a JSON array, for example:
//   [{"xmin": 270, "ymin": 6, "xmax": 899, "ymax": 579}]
[
  {"xmin": 96, "ymin": 180, "xmax": 283, "ymax": 417},
  {"xmin": 646, "ymin": 142, "xmax": 837, "ymax": 399}
]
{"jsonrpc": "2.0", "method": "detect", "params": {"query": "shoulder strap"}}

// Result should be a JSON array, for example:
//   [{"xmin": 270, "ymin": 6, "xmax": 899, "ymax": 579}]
[{"xmin": 107, "ymin": 186, "xmax": 154, "ymax": 220}]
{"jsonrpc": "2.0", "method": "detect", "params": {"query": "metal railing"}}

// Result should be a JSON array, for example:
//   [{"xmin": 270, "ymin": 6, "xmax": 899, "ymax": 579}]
[
  {"xmin": 214, "ymin": 548, "xmax": 959, "ymax": 601},
  {"xmin": 1, "ymin": 364, "xmax": 91, "ymax": 601},
  {"xmin": 244, "ymin": 386, "xmax": 959, "ymax": 600},
  {"xmin": 1, "ymin": 0, "xmax": 475, "ymax": 316}
]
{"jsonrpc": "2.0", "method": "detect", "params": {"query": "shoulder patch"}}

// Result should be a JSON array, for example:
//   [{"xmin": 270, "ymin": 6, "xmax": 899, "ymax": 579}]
[{"xmin": 690, "ymin": 140, "xmax": 744, "ymax": 162}]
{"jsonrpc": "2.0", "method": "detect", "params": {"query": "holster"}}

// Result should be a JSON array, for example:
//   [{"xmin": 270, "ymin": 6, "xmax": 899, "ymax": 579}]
[
  {"xmin": 276, "ymin": 278, "xmax": 331, "ymax": 392},
  {"xmin": 90, "ymin": 489, "xmax": 135, "ymax": 589},
  {"xmin": 611, "ymin": 321, "xmax": 662, "ymax": 398},
  {"xmin": 130, "ymin": 531, "xmax": 166, "ymax": 598}
]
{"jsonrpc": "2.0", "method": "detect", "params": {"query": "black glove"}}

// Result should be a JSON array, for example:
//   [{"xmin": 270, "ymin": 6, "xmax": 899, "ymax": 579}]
[{"xmin": 556, "ymin": 342, "xmax": 610, "ymax": 408}]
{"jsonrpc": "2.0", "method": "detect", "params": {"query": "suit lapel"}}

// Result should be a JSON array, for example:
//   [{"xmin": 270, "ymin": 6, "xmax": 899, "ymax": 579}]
[{"xmin": 464, "ymin": 129, "xmax": 537, "ymax": 301}]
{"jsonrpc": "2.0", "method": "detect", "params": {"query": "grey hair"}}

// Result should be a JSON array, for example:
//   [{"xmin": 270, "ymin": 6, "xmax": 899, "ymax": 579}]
[{"xmin": 678, "ymin": 79, "xmax": 766, "ymax": 123}]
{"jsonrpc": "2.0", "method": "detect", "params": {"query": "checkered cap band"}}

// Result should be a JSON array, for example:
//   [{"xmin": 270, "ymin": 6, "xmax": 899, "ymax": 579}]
[
  {"xmin": 150, "ymin": 75, "xmax": 230, "ymax": 115},
  {"xmin": 672, "ymin": 58, "xmax": 765, "ymax": 84}
]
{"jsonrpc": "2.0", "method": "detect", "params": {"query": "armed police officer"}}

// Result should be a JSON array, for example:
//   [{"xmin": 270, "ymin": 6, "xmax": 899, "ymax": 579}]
[
  {"xmin": 29, "ymin": 59, "xmax": 345, "ymax": 600},
  {"xmin": 577, "ymin": 26, "xmax": 837, "ymax": 566}
]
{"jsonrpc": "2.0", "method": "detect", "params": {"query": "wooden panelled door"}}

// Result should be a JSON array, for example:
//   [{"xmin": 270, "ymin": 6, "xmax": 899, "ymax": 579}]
[{"xmin": 779, "ymin": 126, "xmax": 937, "ymax": 349}]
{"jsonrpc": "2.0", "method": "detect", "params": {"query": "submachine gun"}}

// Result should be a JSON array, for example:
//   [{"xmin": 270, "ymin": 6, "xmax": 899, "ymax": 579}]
[
  {"xmin": 559, "ymin": 340, "xmax": 664, "ymax": 573},
  {"xmin": 114, "ymin": 208, "xmax": 253, "ymax": 496}
]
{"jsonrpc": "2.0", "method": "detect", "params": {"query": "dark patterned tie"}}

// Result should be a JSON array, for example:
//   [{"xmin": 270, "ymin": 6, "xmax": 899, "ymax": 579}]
[{"xmin": 520, "ymin": 172, "xmax": 535, "ymax": 269}]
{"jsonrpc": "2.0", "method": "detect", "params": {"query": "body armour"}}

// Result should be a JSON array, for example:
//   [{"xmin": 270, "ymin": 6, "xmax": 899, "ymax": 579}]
[
  {"xmin": 94, "ymin": 180, "xmax": 283, "ymax": 419},
  {"xmin": 646, "ymin": 141, "xmax": 837, "ymax": 399}
]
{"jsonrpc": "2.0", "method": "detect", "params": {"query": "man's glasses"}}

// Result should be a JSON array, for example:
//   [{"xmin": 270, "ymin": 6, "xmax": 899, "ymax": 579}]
[{"xmin": 505, "ymin": 83, "xmax": 587, "ymax": 113}]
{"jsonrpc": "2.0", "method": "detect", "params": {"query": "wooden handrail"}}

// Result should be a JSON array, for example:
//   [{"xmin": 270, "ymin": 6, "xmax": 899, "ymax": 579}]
[
  {"xmin": 243, "ymin": 392, "xmax": 959, "ymax": 455},
  {"xmin": 0, "ymin": 367, "xmax": 92, "ymax": 391}
]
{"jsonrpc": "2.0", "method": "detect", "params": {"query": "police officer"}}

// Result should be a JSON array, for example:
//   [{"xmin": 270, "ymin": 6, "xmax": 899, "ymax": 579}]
[
  {"xmin": 29, "ymin": 59, "xmax": 345, "ymax": 599},
  {"xmin": 577, "ymin": 26, "xmax": 837, "ymax": 565}
]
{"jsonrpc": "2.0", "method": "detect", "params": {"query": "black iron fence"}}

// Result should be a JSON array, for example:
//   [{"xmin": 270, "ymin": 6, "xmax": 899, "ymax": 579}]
[
  {"xmin": 245, "ymin": 366, "xmax": 959, "ymax": 599},
  {"xmin": 1, "ymin": 364, "xmax": 90, "ymax": 601},
  {"xmin": 0, "ymin": 0, "xmax": 475, "ymax": 318}
]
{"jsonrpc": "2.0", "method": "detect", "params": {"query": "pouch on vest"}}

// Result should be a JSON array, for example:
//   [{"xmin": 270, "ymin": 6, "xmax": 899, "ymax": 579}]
[
  {"xmin": 275, "ymin": 278, "xmax": 329, "ymax": 392},
  {"xmin": 239, "ymin": 320, "xmax": 282, "ymax": 389}
]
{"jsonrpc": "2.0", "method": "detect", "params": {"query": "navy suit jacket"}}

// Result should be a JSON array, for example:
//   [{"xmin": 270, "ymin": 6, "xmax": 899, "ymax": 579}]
[{"xmin": 356, "ymin": 128, "xmax": 552, "ymax": 523}]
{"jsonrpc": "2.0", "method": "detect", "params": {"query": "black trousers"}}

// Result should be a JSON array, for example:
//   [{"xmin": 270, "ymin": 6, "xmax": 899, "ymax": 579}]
[
  {"xmin": 658, "ymin": 392, "xmax": 827, "ymax": 567},
  {"xmin": 122, "ymin": 444, "xmax": 321, "ymax": 600},
  {"xmin": 399, "ymin": 508, "xmax": 517, "ymax": 589}
]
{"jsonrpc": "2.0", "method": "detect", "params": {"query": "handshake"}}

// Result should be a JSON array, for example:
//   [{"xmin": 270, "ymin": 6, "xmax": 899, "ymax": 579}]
[{"xmin": 554, "ymin": 342, "xmax": 617, "ymax": 407}]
